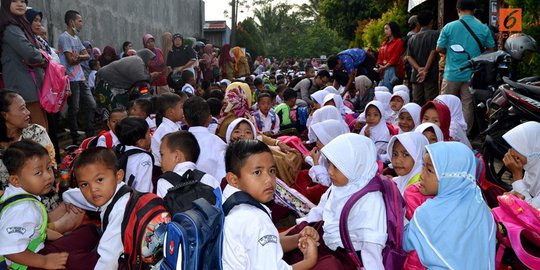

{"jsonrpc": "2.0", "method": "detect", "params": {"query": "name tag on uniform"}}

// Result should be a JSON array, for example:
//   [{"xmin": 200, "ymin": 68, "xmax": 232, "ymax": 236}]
[
  {"xmin": 258, "ymin": 235, "xmax": 277, "ymax": 246},
  {"xmin": 6, "ymin": 226, "xmax": 26, "ymax": 235}
]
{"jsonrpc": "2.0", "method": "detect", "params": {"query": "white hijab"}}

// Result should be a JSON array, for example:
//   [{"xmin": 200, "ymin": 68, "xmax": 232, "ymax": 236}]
[
  {"xmin": 320, "ymin": 133, "xmax": 386, "ymax": 250},
  {"xmin": 225, "ymin": 118, "xmax": 257, "ymax": 144},
  {"xmin": 374, "ymin": 91, "xmax": 394, "ymax": 122},
  {"xmin": 503, "ymin": 121, "xmax": 540, "ymax": 204},
  {"xmin": 360, "ymin": 101, "xmax": 391, "ymax": 155},
  {"xmin": 387, "ymin": 132, "xmax": 429, "ymax": 194},
  {"xmin": 375, "ymin": 86, "xmax": 390, "ymax": 93},
  {"xmin": 308, "ymin": 106, "xmax": 346, "ymax": 142},
  {"xmin": 398, "ymin": 103, "xmax": 422, "ymax": 133},
  {"xmin": 323, "ymin": 85, "xmax": 340, "ymax": 95},
  {"xmin": 391, "ymin": 90, "xmax": 410, "ymax": 105},
  {"xmin": 393, "ymin": 84, "xmax": 410, "ymax": 95},
  {"xmin": 415, "ymin": 123, "xmax": 444, "ymax": 143},
  {"xmin": 310, "ymin": 119, "xmax": 350, "ymax": 145},
  {"xmin": 435, "ymin": 95, "xmax": 471, "ymax": 148},
  {"xmin": 323, "ymin": 93, "xmax": 353, "ymax": 117},
  {"xmin": 310, "ymin": 89, "xmax": 330, "ymax": 106}
]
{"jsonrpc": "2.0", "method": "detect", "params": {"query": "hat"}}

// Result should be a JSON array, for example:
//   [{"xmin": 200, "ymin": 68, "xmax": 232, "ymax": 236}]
[{"xmin": 408, "ymin": 15, "xmax": 418, "ymax": 28}]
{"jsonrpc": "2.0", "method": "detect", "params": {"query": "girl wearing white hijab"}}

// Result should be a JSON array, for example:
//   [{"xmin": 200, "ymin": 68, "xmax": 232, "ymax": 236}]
[
  {"xmin": 387, "ymin": 132, "xmax": 429, "ymax": 194},
  {"xmin": 307, "ymin": 106, "xmax": 346, "ymax": 143},
  {"xmin": 398, "ymin": 103, "xmax": 421, "ymax": 133},
  {"xmin": 502, "ymin": 121, "xmax": 540, "ymax": 209},
  {"xmin": 389, "ymin": 90, "xmax": 410, "ymax": 125},
  {"xmin": 374, "ymin": 86, "xmax": 390, "ymax": 93},
  {"xmin": 435, "ymin": 94, "xmax": 472, "ymax": 148},
  {"xmin": 300, "ymin": 133, "xmax": 387, "ymax": 270},
  {"xmin": 360, "ymin": 101, "xmax": 391, "ymax": 157},
  {"xmin": 323, "ymin": 93, "xmax": 353, "ymax": 118},
  {"xmin": 305, "ymin": 119, "xmax": 350, "ymax": 186},
  {"xmin": 415, "ymin": 123, "xmax": 444, "ymax": 144},
  {"xmin": 374, "ymin": 91, "xmax": 394, "ymax": 122}
]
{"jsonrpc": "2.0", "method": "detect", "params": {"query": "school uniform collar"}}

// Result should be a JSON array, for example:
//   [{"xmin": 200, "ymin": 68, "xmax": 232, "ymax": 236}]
[
  {"xmin": 222, "ymin": 184, "xmax": 272, "ymax": 214},
  {"xmin": 188, "ymin": 126, "xmax": 210, "ymax": 134},
  {"xmin": 161, "ymin": 117, "xmax": 181, "ymax": 130},
  {"xmin": 173, "ymin": 161, "xmax": 197, "ymax": 175},
  {"xmin": 257, "ymin": 109, "xmax": 270, "ymax": 117},
  {"xmin": 124, "ymin": 145, "xmax": 145, "ymax": 151},
  {"xmin": 98, "ymin": 182, "xmax": 127, "ymax": 213},
  {"xmin": 1, "ymin": 184, "xmax": 41, "ymax": 201}
]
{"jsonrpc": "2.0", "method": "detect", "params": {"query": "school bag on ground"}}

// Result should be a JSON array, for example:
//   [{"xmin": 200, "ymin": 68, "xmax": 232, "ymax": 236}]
[
  {"xmin": 102, "ymin": 185, "xmax": 170, "ymax": 270},
  {"xmin": 159, "ymin": 169, "xmax": 217, "ymax": 214},
  {"xmin": 116, "ymin": 147, "xmax": 155, "ymax": 187},
  {"xmin": 161, "ymin": 188, "xmax": 223, "ymax": 270},
  {"xmin": 38, "ymin": 50, "xmax": 70, "ymax": 113},
  {"xmin": 339, "ymin": 174, "xmax": 407, "ymax": 269}
]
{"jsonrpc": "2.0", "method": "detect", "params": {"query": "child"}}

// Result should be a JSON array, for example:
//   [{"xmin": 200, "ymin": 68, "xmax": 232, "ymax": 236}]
[
  {"xmin": 360, "ymin": 101, "xmax": 391, "ymax": 157},
  {"xmin": 184, "ymin": 96, "xmax": 227, "ymax": 181},
  {"xmin": 276, "ymin": 83, "xmax": 287, "ymax": 104},
  {"xmin": 404, "ymin": 142, "xmax": 496, "ymax": 269},
  {"xmin": 151, "ymin": 93, "xmax": 187, "ymax": 167},
  {"xmin": 387, "ymin": 132, "xmax": 429, "ymax": 194},
  {"xmin": 206, "ymin": 97, "xmax": 222, "ymax": 135},
  {"xmin": 502, "ymin": 121, "xmax": 540, "ymax": 208},
  {"xmin": 156, "ymin": 131, "xmax": 220, "ymax": 197},
  {"xmin": 88, "ymin": 59, "xmax": 100, "ymax": 91},
  {"xmin": 435, "ymin": 95, "xmax": 472, "ymax": 148},
  {"xmin": 374, "ymin": 91, "xmax": 394, "ymax": 122},
  {"xmin": 397, "ymin": 103, "xmax": 421, "ymax": 133},
  {"xmin": 181, "ymin": 70, "xmax": 196, "ymax": 96},
  {"xmin": 274, "ymin": 89, "xmax": 298, "ymax": 131},
  {"xmin": 307, "ymin": 106, "xmax": 345, "ymax": 143},
  {"xmin": 415, "ymin": 123, "xmax": 444, "ymax": 144},
  {"xmin": 253, "ymin": 77, "xmax": 265, "ymax": 101},
  {"xmin": 299, "ymin": 134, "xmax": 387, "ymax": 269},
  {"xmin": 389, "ymin": 90, "xmax": 410, "ymax": 125},
  {"xmin": 128, "ymin": 98, "xmax": 157, "ymax": 133},
  {"xmin": 322, "ymin": 93, "xmax": 352, "ymax": 119},
  {"xmin": 222, "ymin": 140, "xmax": 318, "ymax": 270},
  {"xmin": 252, "ymin": 93, "xmax": 280, "ymax": 136},
  {"xmin": 115, "ymin": 117, "xmax": 153, "ymax": 192},
  {"xmin": 97, "ymin": 108, "xmax": 128, "ymax": 149},
  {"xmin": 420, "ymin": 101, "xmax": 451, "ymax": 141}
]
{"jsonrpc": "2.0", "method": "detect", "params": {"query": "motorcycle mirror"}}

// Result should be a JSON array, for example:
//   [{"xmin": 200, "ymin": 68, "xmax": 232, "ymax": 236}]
[{"xmin": 450, "ymin": 44, "xmax": 465, "ymax": 53}]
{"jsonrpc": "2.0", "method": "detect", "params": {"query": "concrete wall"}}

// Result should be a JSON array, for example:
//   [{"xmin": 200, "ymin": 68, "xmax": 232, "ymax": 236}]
[{"xmin": 29, "ymin": 0, "xmax": 204, "ymax": 51}]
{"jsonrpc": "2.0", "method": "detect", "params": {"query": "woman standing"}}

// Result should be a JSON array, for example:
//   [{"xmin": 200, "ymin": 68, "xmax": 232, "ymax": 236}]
[
  {"xmin": 200, "ymin": 43, "xmax": 219, "ymax": 82},
  {"xmin": 231, "ymin": 46, "xmax": 250, "ymax": 78},
  {"xmin": 143, "ymin": 34, "xmax": 168, "ymax": 95},
  {"xmin": 0, "ymin": 0, "xmax": 48, "ymax": 130},
  {"xmin": 99, "ymin": 45, "xmax": 119, "ymax": 67},
  {"xmin": 377, "ymin": 21, "xmax": 405, "ymax": 90},
  {"xmin": 161, "ymin": 32, "xmax": 172, "ymax": 65},
  {"xmin": 219, "ymin": 43, "xmax": 234, "ymax": 81},
  {"xmin": 119, "ymin": 41, "xmax": 132, "ymax": 58},
  {"xmin": 166, "ymin": 33, "xmax": 196, "ymax": 79}
]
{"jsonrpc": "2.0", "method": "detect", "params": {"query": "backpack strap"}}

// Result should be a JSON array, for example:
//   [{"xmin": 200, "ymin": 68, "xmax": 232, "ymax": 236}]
[
  {"xmin": 222, "ymin": 191, "xmax": 270, "ymax": 218},
  {"xmin": 102, "ymin": 185, "xmax": 132, "ymax": 231},
  {"xmin": 459, "ymin": 19, "xmax": 485, "ymax": 54},
  {"xmin": 339, "ymin": 175, "xmax": 383, "ymax": 267},
  {"xmin": 117, "ymin": 148, "xmax": 155, "ymax": 187},
  {"xmin": 103, "ymin": 131, "xmax": 113, "ymax": 149},
  {"xmin": 160, "ymin": 169, "xmax": 204, "ymax": 192}
]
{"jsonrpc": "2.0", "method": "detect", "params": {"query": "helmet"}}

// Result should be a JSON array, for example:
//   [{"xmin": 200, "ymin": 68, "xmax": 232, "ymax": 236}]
[
  {"xmin": 194, "ymin": 41, "xmax": 205, "ymax": 51},
  {"xmin": 504, "ymin": 34, "xmax": 538, "ymax": 60}
]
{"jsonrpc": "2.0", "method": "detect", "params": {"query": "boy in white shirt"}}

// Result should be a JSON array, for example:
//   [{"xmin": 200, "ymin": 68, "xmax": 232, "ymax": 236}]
[
  {"xmin": 156, "ymin": 131, "xmax": 220, "ymax": 197},
  {"xmin": 128, "ymin": 98, "xmax": 157, "ymax": 134},
  {"xmin": 87, "ymin": 59, "xmax": 100, "ymax": 91},
  {"xmin": 184, "ymin": 96, "xmax": 227, "ymax": 181},
  {"xmin": 252, "ymin": 92, "xmax": 280, "ymax": 136},
  {"xmin": 96, "ymin": 108, "xmax": 127, "ymax": 149}
]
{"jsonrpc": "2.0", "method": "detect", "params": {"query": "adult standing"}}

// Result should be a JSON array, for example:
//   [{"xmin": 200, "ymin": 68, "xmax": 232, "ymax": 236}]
[
  {"xmin": 58, "ymin": 10, "xmax": 96, "ymax": 144},
  {"xmin": 98, "ymin": 45, "xmax": 118, "ymax": 67},
  {"xmin": 161, "ymin": 32, "xmax": 172, "ymax": 65},
  {"xmin": 219, "ymin": 43, "xmax": 235, "ymax": 81},
  {"xmin": 231, "ymin": 46, "xmax": 250, "ymax": 78},
  {"xmin": 436, "ymin": 0, "xmax": 495, "ymax": 133},
  {"xmin": 167, "ymin": 33, "xmax": 196, "ymax": 78},
  {"xmin": 200, "ymin": 44, "xmax": 219, "ymax": 82},
  {"xmin": 0, "ymin": 0, "xmax": 48, "ymax": 130},
  {"xmin": 143, "ymin": 34, "xmax": 168, "ymax": 95},
  {"xmin": 377, "ymin": 21, "xmax": 405, "ymax": 90}
]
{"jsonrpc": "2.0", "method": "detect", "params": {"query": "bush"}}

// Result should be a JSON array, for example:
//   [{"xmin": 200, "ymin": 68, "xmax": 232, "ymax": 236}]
[{"xmin": 359, "ymin": 2, "xmax": 409, "ymax": 50}]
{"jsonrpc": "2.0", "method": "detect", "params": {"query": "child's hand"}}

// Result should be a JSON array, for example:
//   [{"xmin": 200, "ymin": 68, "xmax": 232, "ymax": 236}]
[
  {"xmin": 309, "ymin": 147, "xmax": 321, "ymax": 165},
  {"xmin": 65, "ymin": 203, "xmax": 84, "ymax": 214},
  {"xmin": 503, "ymin": 150, "xmax": 524, "ymax": 181},
  {"xmin": 299, "ymin": 226, "xmax": 319, "ymax": 242},
  {"xmin": 365, "ymin": 126, "xmax": 371, "ymax": 137},
  {"xmin": 504, "ymin": 190, "xmax": 526, "ymax": 200},
  {"xmin": 44, "ymin": 252, "xmax": 68, "ymax": 269},
  {"xmin": 277, "ymin": 141, "xmax": 294, "ymax": 154},
  {"xmin": 298, "ymin": 237, "xmax": 318, "ymax": 261}
]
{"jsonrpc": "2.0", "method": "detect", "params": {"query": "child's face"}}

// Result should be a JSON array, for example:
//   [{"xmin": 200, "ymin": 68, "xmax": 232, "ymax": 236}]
[
  {"xmin": 166, "ymin": 101, "xmax": 185, "ymax": 122},
  {"xmin": 229, "ymin": 152, "xmax": 277, "ymax": 203},
  {"xmin": 327, "ymin": 161, "xmax": 348, "ymax": 187},
  {"xmin": 231, "ymin": 122, "xmax": 254, "ymax": 142},
  {"xmin": 422, "ymin": 108, "xmax": 439, "ymax": 126},
  {"xmin": 423, "ymin": 129, "xmax": 438, "ymax": 144},
  {"xmin": 160, "ymin": 139, "xmax": 183, "ymax": 173},
  {"xmin": 258, "ymin": 97, "xmax": 272, "ymax": 115},
  {"xmin": 75, "ymin": 162, "xmax": 124, "ymax": 207},
  {"xmin": 129, "ymin": 104, "xmax": 148, "ymax": 118},
  {"xmin": 108, "ymin": 111, "xmax": 128, "ymax": 132},
  {"xmin": 285, "ymin": 98, "xmax": 297, "ymax": 108},
  {"xmin": 365, "ymin": 106, "xmax": 381, "ymax": 126},
  {"xmin": 419, "ymin": 153, "xmax": 438, "ymax": 196},
  {"xmin": 93, "ymin": 61, "xmax": 101, "ymax": 70},
  {"xmin": 10, "ymin": 155, "xmax": 54, "ymax": 196},
  {"xmin": 390, "ymin": 96, "xmax": 404, "ymax": 112},
  {"xmin": 391, "ymin": 140, "xmax": 415, "ymax": 176},
  {"xmin": 398, "ymin": 112, "xmax": 414, "ymax": 132},
  {"xmin": 137, "ymin": 129, "xmax": 152, "ymax": 150}
]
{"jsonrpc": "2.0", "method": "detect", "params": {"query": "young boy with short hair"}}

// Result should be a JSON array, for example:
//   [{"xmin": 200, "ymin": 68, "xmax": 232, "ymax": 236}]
[
  {"xmin": 251, "ymin": 93, "xmax": 280, "ymax": 136},
  {"xmin": 96, "ymin": 108, "xmax": 128, "ymax": 149},
  {"xmin": 274, "ymin": 88, "xmax": 298, "ymax": 130}
]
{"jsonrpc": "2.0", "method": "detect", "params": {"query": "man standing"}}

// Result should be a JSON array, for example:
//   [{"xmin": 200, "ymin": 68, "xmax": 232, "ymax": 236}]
[
  {"xmin": 436, "ymin": 0, "xmax": 495, "ymax": 133},
  {"xmin": 407, "ymin": 10, "xmax": 440, "ymax": 106},
  {"xmin": 58, "ymin": 10, "xmax": 96, "ymax": 144},
  {"xmin": 293, "ymin": 70, "xmax": 330, "ymax": 106}
]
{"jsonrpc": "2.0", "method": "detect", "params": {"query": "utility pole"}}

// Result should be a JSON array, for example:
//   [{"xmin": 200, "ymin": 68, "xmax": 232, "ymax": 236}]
[{"xmin": 230, "ymin": 0, "xmax": 237, "ymax": 46}]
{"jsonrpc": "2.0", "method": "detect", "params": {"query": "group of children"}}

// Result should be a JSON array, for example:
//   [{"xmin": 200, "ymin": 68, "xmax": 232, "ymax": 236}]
[{"xmin": 1, "ymin": 72, "xmax": 539, "ymax": 269}]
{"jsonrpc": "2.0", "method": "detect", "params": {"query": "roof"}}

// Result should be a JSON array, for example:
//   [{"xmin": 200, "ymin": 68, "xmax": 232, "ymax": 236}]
[{"xmin": 204, "ymin": 21, "xmax": 227, "ymax": 31}]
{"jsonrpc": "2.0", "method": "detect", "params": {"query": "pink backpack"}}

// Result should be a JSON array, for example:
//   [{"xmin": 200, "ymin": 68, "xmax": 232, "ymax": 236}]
[
  {"xmin": 39, "ymin": 50, "xmax": 70, "ymax": 113},
  {"xmin": 276, "ymin": 135, "xmax": 310, "ymax": 156},
  {"xmin": 492, "ymin": 194, "xmax": 540, "ymax": 269}
]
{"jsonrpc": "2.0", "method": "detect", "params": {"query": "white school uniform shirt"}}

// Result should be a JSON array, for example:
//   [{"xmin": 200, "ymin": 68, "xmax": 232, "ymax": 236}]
[
  {"xmin": 88, "ymin": 70, "xmax": 97, "ymax": 88},
  {"xmin": 188, "ymin": 126, "xmax": 227, "ymax": 181},
  {"xmin": 305, "ymin": 156, "xmax": 332, "ymax": 187},
  {"xmin": 156, "ymin": 161, "xmax": 221, "ymax": 198},
  {"xmin": 221, "ymin": 185, "xmax": 292, "ymax": 270},
  {"xmin": 182, "ymin": 84, "xmax": 195, "ymax": 96},
  {"xmin": 208, "ymin": 116, "xmax": 219, "ymax": 135},
  {"xmin": 0, "ymin": 185, "xmax": 45, "ymax": 265},
  {"xmin": 62, "ymin": 183, "xmax": 129, "ymax": 270},
  {"xmin": 255, "ymin": 109, "xmax": 280, "ymax": 135},
  {"xmin": 123, "ymin": 145, "xmax": 154, "ymax": 193},
  {"xmin": 146, "ymin": 114, "xmax": 157, "ymax": 134},
  {"xmin": 96, "ymin": 130, "xmax": 119, "ymax": 149},
  {"xmin": 151, "ymin": 117, "xmax": 181, "ymax": 166}
]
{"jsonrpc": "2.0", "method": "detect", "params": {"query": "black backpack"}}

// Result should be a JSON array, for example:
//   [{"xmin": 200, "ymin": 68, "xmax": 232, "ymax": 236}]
[
  {"xmin": 160, "ymin": 169, "xmax": 217, "ymax": 214},
  {"xmin": 223, "ymin": 191, "xmax": 269, "ymax": 217},
  {"xmin": 116, "ymin": 147, "xmax": 155, "ymax": 187}
]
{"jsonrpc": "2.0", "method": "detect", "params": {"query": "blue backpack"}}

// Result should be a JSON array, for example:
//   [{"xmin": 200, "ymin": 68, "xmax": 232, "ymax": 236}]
[{"xmin": 160, "ymin": 188, "xmax": 223, "ymax": 270}]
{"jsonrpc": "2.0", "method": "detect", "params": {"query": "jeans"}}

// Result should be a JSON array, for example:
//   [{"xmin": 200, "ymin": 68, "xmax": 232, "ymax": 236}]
[
  {"xmin": 379, "ymin": 66, "xmax": 399, "ymax": 91},
  {"xmin": 67, "ymin": 80, "xmax": 96, "ymax": 141}
]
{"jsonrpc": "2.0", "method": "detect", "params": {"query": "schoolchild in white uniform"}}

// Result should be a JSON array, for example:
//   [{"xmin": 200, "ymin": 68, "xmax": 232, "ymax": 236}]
[
  {"xmin": 115, "ymin": 117, "xmax": 153, "ymax": 192},
  {"xmin": 397, "ymin": 103, "xmax": 422, "ymax": 133},
  {"xmin": 156, "ymin": 131, "xmax": 220, "ymax": 197},
  {"xmin": 389, "ymin": 89, "xmax": 410, "ymax": 125},
  {"xmin": 96, "ymin": 108, "xmax": 127, "ymax": 148},
  {"xmin": 299, "ymin": 133, "xmax": 387, "ymax": 270},
  {"xmin": 387, "ymin": 132, "xmax": 429, "ymax": 195},
  {"xmin": 184, "ymin": 96, "xmax": 227, "ymax": 181},
  {"xmin": 151, "ymin": 92, "xmax": 187, "ymax": 167},
  {"xmin": 360, "ymin": 101, "xmax": 391, "ymax": 158},
  {"xmin": 222, "ymin": 140, "xmax": 318, "ymax": 270},
  {"xmin": 128, "ymin": 98, "xmax": 157, "ymax": 134},
  {"xmin": 252, "ymin": 93, "xmax": 281, "ymax": 136}
]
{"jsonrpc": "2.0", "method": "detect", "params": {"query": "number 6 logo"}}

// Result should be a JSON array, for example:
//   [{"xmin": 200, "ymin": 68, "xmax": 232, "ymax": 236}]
[{"xmin": 499, "ymin": 8, "xmax": 522, "ymax": 32}]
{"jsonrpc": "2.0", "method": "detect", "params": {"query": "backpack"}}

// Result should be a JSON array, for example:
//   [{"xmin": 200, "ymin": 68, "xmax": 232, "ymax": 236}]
[
  {"xmin": 252, "ymin": 110, "xmax": 277, "ymax": 132},
  {"xmin": 161, "ymin": 188, "xmax": 223, "ymax": 270},
  {"xmin": 386, "ymin": 122, "xmax": 399, "ymax": 136},
  {"xmin": 0, "ymin": 194, "xmax": 48, "ymax": 270},
  {"xmin": 116, "ymin": 147, "xmax": 155, "ymax": 187},
  {"xmin": 39, "ymin": 50, "xmax": 70, "ymax": 113},
  {"xmin": 102, "ymin": 185, "xmax": 170, "ymax": 270},
  {"xmin": 160, "ymin": 169, "xmax": 216, "ymax": 214},
  {"xmin": 339, "ymin": 174, "xmax": 407, "ymax": 269},
  {"xmin": 474, "ymin": 151, "xmax": 506, "ymax": 208}
]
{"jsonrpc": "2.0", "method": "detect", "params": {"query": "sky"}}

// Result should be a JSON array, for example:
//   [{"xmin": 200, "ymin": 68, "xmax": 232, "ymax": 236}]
[{"xmin": 204, "ymin": 0, "xmax": 309, "ymax": 25}]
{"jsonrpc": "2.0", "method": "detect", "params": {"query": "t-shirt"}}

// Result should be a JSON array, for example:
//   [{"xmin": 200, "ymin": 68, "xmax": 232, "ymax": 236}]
[
  {"xmin": 293, "ymin": 78, "xmax": 317, "ymax": 105},
  {"xmin": 407, "ymin": 28, "xmax": 440, "ymax": 83},
  {"xmin": 337, "ymin": 48, "xmax": 367, "ymax": 75},
  {"xmin": 166, "ymin": 47, "xmax": 196, "ymax": 69},
  {"xmin": 58, "ymin": 31, "xmax": 86, "ymax": 82}
]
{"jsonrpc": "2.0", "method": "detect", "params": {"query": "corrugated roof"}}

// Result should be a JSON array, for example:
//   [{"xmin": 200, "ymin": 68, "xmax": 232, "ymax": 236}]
[{"xmin": 204, "ymin": 21, "xmax": 227, "ymax": 31}]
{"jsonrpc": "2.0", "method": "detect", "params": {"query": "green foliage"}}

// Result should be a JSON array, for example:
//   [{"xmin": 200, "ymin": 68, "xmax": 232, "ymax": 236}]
[
  {"xmin": 358, "ymin": 2, "xmax": 409, "ymax": 50},
  {"xmin": 319, "ymin": 0, "xmax": 383, "ymax": 41}
]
